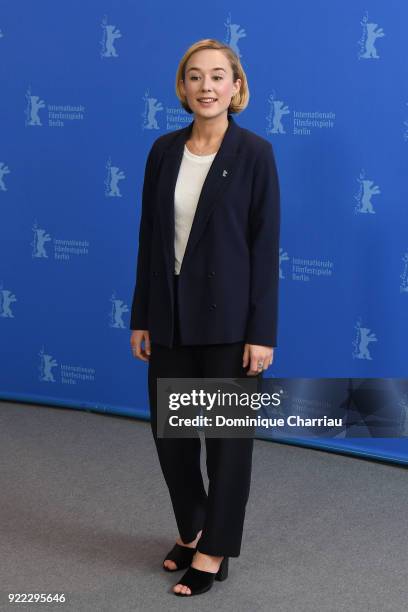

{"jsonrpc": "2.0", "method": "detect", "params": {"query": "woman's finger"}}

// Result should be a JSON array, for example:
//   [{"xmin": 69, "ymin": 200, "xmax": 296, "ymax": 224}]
[
  {"xmin": 144, "ymin": 333, "xmax": 151, "ymax": 357},
  {"xmin": 242, "ymin": 344, "xmax": 249, "ymax": 369},
  {"xmin": 135, "ymin": 339, "xmax": 148, "ymax": 362}
]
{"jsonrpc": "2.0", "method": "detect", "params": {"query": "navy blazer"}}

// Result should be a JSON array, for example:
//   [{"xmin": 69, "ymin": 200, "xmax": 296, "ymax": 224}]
[{"xmin": 129, "ymin": 113, "xmax": 280, "ymax": 348}]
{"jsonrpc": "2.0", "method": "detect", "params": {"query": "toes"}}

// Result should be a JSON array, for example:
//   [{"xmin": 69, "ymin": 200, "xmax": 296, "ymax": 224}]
[
  {"xmin": 164, "ymin": 560, "xmax": 177, "ymax": 570},
  {"xmin": 173, "ymin": 584, "xmax": 191, "ymax": 595}
]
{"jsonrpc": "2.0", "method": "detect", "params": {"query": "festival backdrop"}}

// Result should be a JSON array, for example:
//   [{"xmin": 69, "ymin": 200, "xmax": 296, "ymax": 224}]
[{"xmin": 1, "ymin": 1, "xmax": 407, "ymax": 463}]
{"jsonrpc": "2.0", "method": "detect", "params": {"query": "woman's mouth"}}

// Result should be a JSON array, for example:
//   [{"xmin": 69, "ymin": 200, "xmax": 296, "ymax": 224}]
[{"xmin": 197, "ymin": 98, "xmax": 217, "ymax": 106}]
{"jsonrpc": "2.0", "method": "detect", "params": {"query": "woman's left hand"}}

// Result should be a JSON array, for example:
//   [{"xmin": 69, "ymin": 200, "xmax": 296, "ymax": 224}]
[{"xmin": 242, "ymin": 344, "xmax": 274, "ymax": 376}]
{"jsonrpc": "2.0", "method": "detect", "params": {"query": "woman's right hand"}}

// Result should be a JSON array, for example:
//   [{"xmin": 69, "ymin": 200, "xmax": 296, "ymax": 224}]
[{"xmin": 130, "ymin": 330, "xmax": 151, "ymax": 362}]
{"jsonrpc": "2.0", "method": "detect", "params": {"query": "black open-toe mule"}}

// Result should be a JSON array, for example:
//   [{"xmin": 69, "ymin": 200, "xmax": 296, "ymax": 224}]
[
  {"xmin": 162, "ymin": 543, "xmax": 197, "ymax": 572},
  {"xmin": 173, "ymin": 556, "xmax": 229, "ymax": 596}
]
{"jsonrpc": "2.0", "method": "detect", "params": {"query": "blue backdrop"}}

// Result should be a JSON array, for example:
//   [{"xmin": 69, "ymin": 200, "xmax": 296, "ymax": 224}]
[{"xmin": 1, "ymin": 1, "xmax": 407, "ymax": 463}]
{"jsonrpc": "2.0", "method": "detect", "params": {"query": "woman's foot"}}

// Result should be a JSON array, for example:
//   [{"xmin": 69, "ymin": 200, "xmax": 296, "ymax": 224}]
[
  {"xmin": 163, "ymin": 530, "xmax": 202, "ymax": 571},
  {"xmin": 173, "ymin": 551, "xmax": 224, "ymax": 595}
]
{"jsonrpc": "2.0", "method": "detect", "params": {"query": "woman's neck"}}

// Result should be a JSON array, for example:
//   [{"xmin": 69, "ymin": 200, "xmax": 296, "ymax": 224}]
[{"xmin": 190, "ymin": 113, "xmax": 229, "ymax": 147}]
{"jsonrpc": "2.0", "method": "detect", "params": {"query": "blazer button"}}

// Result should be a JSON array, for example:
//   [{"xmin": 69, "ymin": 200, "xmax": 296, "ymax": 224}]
[
  {"xmin": 210, "ymin": 303, "xmax": 217, "ymax": 309},
  {"xmin": 207, "ymin": 271, "xmax": 216, "ymax": 277},
  {"xmin": 153, "ymin": 271, "xmax": 159, "ymax": 277}
]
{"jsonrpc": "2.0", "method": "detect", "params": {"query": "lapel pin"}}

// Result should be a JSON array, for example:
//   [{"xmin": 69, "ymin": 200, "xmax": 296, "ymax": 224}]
[{"xmin": 222, "ymin": 169, "xmax": 228, "ymax": 177}]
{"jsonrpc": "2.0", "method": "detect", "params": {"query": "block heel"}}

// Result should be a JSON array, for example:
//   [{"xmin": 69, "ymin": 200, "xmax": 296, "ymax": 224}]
[{"xmin": 215, "ymin": 555, "xmax": 229, "ymax": 581}]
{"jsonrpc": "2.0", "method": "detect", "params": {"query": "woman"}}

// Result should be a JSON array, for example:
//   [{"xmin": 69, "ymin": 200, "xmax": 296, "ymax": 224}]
[{"xmin": 130, "ymin": 38, "xmax": 280, "ymax": 597}]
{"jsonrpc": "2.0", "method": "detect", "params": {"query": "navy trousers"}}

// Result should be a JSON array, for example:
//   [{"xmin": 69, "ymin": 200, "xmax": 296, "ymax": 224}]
[{"xmin": 147, "ymin": 274, "xmax": 260, "ymax": 557}]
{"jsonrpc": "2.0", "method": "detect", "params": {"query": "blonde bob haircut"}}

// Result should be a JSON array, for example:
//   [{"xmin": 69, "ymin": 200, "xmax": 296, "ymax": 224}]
[{"xmin": 175, "ymin": 38, "xmax": 250, "ymax": 114}]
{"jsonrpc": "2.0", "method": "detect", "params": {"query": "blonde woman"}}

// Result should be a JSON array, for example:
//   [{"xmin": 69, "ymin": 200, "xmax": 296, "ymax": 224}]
[{"xmin": 130, "ymin": 39, "xmax": 280, "ymax": 597}]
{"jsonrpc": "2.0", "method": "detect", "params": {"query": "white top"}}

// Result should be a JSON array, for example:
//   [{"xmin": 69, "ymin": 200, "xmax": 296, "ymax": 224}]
[{"xmin": 174, "ymin": 144, "xmax": 217, "ymax": 274}]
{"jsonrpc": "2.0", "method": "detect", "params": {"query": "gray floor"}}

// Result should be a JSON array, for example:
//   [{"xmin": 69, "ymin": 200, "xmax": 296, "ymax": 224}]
[{"xmin": 1, "ymin": 401, "xmax": 407, "ymax": 612}]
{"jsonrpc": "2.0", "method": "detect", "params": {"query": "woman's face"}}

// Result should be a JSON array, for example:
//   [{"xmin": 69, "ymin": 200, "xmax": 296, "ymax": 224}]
[{"xmin": 180, "ymin": 49, "xmax": 241, "ymax": 119}]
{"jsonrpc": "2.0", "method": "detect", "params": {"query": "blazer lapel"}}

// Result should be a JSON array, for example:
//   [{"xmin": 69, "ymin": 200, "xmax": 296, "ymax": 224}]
[{"xmin": 157, "ymin": 114, "xmax": 241, "ymax": 278}]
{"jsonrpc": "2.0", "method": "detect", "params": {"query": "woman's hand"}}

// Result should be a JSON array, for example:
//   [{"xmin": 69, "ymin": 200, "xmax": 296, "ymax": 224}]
[
  {"xmin": 242, "ymin": 343, "xmax": 274, "ymax": 376},
  {"xmin": 130, "ymin": 330, "xmax": 151, "ymax": 362}
]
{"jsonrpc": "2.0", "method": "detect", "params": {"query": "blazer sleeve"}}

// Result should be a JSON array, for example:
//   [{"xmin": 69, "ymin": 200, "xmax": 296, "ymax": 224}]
[
  {"xmin": 245, "ymin": 141, "xmax": 281, "ymax": 347},
  {"xmin": 129, "ymin": 144, "xmax": 156, "ymax": 330}
]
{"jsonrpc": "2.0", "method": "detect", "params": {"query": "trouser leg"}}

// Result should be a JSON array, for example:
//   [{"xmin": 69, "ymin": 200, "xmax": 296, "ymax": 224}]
[
  {"xmin": 198, "ymin": 436, "xmax": 254, "ymax": 557},
  {"xmin": 148, "ymin": 341, "xmax": 208, "ymax": 543},
  {"xmin": 195, "ymin": 342, "xmax": 261, "ymax": 557}
]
